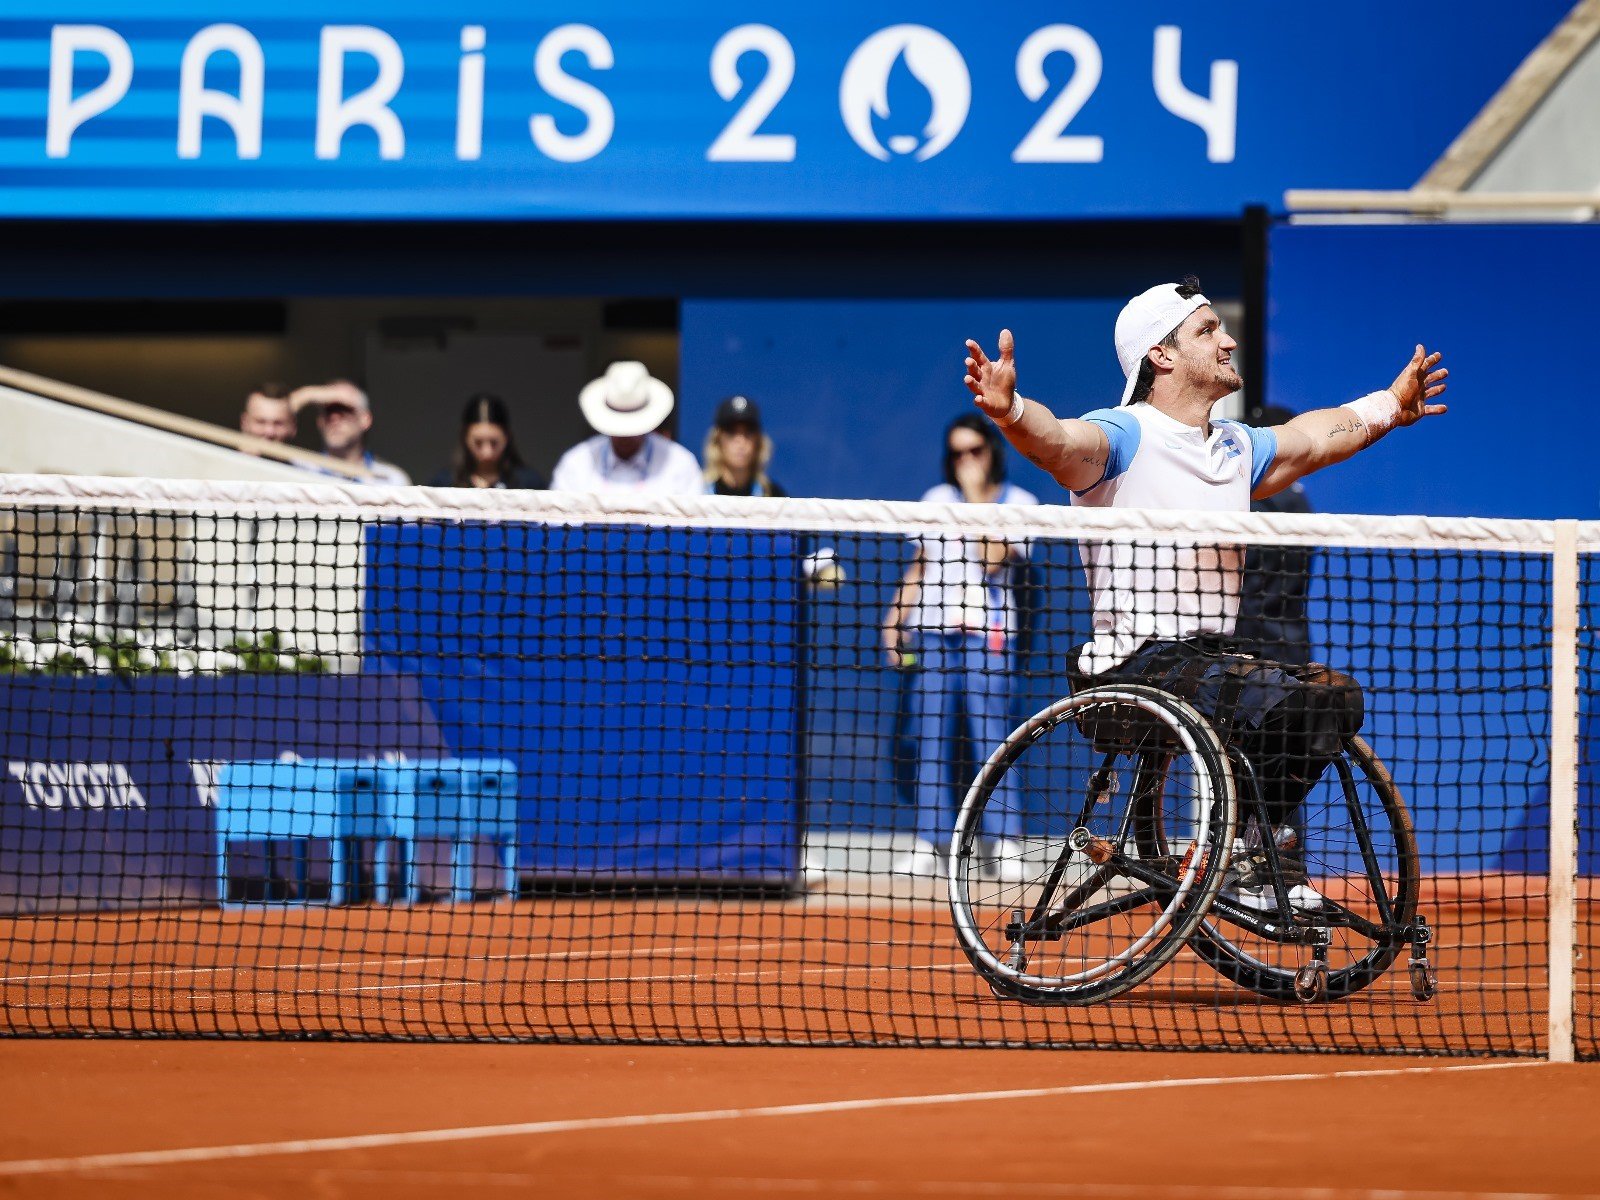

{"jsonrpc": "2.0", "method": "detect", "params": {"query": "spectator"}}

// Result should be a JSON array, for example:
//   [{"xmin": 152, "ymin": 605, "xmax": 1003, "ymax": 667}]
[
  {"xmin": 550, "ymin": 362, "xmax": 704, "ymax": 495},
  {"xmin": 238, "ymin": 383, "xmax": 296, "ymax": 446},
  {"xmin": 290, "ymin": 379, "xmax": 410, "ymax": 484},
  {"xmin": 428, "ymin": 394, "xmax": 546, "ymax": 489},
  {"xmin": 702, "ymin": 395, "xmax": 787, "ymax": 497},
  {"xmin": 1236, "ymin": 404, "xmax": 1315, "ymax": 664},
  {"xmin": 881, "ymin": 413, "xmax": 1038, "ymax": 878}
]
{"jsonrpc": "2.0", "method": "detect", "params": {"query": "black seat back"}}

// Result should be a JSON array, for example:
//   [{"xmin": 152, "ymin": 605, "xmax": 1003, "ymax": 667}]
[{"xmin": 1074, "ymin": 699, "xmax": 1181, "ymax": 756}]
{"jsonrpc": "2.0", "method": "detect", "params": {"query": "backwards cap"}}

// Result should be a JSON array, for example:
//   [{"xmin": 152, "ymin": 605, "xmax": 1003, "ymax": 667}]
[{"xmin": 1114, "ymin": 282, "xmax": 1210, "ymax": 405}]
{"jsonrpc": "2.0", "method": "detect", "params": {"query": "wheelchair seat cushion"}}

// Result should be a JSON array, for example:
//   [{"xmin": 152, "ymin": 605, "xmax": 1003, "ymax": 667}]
[{"xmin": 1071, "ymin": 635, "xmax": 1363, "ymax": 753}]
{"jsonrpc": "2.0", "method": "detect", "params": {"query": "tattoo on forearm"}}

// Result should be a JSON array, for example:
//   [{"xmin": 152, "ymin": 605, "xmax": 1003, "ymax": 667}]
[
  {"xmin": 1326, "ymin": 418, "xmax": 1363, "ymax": 439},
  {"xmin": 1021, "ymin": 447, "xmax": 1053, "ymax": 469}
]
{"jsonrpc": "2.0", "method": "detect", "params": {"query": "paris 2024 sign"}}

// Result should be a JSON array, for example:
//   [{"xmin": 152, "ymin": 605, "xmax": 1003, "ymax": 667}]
[{"xmin": 1, "ymin": 2, "xmax": 1572, "ymax": 219}]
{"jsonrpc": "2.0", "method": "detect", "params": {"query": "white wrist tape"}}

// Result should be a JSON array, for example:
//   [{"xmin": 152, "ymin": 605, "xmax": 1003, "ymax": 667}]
[
  {"xmin": 993, "ymin": 395, "xmax": 1026, "ymax": 427},
  {"xmin": 1341, "ymin": 390, "xmax": 1401, "ymax": 442}
]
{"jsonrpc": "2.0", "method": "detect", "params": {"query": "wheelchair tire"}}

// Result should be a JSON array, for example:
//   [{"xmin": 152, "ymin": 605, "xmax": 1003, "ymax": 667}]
[
  {"xmin": 1186, "ymin": 735, "xmax": 1420, "ymax": 1003},
  {"xmin": 949, "ymin": 684, "xmax": 1238, "ymax": 1006}
]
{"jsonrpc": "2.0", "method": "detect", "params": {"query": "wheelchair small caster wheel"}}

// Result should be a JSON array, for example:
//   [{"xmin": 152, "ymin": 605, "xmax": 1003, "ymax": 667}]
[
  {"xmin": 1409, "ymin": 959, "xmax": 1437, "ymax": 1002},
  {"xmin": 1293, "ymin": 961, "xmax": 1328, "ymax": 1003}
]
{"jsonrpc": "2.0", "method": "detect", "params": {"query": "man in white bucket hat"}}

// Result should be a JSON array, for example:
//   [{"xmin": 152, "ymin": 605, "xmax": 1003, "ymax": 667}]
[
  {"xmin": 961, "ymin": 276, "xmax": 1447, "ymax": 912},
  {"xmin": 550, "ymin": 361, "xmax": 706, "ymax": 495}
]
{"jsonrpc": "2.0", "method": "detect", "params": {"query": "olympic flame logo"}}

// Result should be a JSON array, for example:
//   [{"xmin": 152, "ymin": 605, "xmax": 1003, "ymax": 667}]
[{"xmin": 839, "ymin": 25, "xmax": 971, "ymax": 162}]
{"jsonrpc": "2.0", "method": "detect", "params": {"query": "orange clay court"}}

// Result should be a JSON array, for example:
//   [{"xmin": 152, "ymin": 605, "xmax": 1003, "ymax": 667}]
[{"xmin": 1, "ymin": 878, "xmax": 1596, "ymax": 1199}]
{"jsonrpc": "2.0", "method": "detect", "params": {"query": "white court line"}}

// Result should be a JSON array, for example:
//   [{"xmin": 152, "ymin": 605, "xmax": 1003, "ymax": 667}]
[
  {"xmin": 330, "ymin": 959, "xmax": 973, "ymax": 995},
  {"xmin": 53, "ymin": 1165, "xmax": 1599, "ymax": 1199},
  {"xmin": 0, "ymin": 939, "xmax": 792, "ymax": 988},
  {"xmin": 0, "ymin": 954, "xmax": 456, "ymax": 987},
  {"xmin": 333, "ymin": 958, "xmax": 1546, "ymax": 998},
  {"xmin": 605, "ymin": 1183, "xmax": 1590, "ymax": 1200},
  {"xmin": 0, "ymin": 1060, "xmax": 1545, "ymax": 1178}
]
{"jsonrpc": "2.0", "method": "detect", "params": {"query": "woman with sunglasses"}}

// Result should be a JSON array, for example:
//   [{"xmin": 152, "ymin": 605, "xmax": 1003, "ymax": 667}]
[{"xmin": 882, "ymin": 413, "xmax": 1038, "ymax": 880}]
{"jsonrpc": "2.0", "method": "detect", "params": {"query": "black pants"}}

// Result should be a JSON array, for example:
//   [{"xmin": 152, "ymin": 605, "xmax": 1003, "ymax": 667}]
[{"xmin": 1073, "ymin": 636, "xmax": 1364, "ymax": 832}]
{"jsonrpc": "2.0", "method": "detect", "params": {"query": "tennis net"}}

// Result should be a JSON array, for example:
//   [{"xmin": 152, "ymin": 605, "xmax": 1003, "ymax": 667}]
[{"xmin": 0, "ymin": 474, "xmax": 1592, "ymax": 1057}]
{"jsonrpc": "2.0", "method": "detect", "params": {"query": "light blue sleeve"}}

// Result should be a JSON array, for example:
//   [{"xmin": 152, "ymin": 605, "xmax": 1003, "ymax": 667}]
[
  {"xmin": 1223, "ymin": 421, "xmax": 1278, "ymax": 489},
  {"xmin": 1076, "ymin": 407, "xmax": 1142, "ymax": 491}
]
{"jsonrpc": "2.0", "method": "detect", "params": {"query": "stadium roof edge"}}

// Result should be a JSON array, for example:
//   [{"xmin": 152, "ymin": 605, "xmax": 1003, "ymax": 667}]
[{"xmin": 1417, "ymin": 0, "xmax": 1600, "ymax": 192}]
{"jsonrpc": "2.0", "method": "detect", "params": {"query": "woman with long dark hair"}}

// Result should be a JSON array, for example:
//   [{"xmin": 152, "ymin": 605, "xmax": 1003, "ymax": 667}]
[
  {"xmin": 881, "ymin": 412, "xmax": 1038, "ymax": 879},
  {"xmin": 430, "ymin": 394, "xmax": 545, "ymax": 489}
]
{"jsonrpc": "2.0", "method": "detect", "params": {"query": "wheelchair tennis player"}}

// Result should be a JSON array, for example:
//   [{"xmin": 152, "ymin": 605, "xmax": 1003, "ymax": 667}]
[{"xmin": 962, "ymin": 277, "xmax": 1447, "ymax": 915}]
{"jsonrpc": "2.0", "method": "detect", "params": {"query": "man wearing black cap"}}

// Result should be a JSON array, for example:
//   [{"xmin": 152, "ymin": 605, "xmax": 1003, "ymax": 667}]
[{"xmin": 702, "ymin": 395, "xmax": 788, "ymax": 497}]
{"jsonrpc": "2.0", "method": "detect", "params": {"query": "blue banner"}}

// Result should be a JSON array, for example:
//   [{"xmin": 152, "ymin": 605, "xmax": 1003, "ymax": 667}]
[
  {"xmin": 0, "ymin": 674, "xmax": 448, "ymax": 911},
  {"xmin": 0, "ymin": 2, "xmax": 1568, "ymax": 219}
]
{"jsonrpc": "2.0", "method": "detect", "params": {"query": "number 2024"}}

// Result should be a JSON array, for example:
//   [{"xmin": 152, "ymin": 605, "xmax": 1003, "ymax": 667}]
[{"xmin": 706, "ymin": 24, "xmax": 1237, "ymax": 165}]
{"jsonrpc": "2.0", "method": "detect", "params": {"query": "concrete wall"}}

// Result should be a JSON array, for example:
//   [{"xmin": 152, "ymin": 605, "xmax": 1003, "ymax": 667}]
[
  {"xmin": 1470, "ymin": 35, "xmax": 1600, "ymax": 193},
  {"xmin": 0, "ymin": 386, "xmax": 309, "ymax": 483}
]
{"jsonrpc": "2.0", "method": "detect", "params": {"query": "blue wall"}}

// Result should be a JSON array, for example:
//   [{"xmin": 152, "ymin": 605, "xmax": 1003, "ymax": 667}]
[
  {"xmin": 681, "ymin": 297, "xmax": 1138, "ymax": 502},
  {"xmin": 1268, "ymin": 222, "xmax": 1600, "ymax": 520},
  {"xmin": 1267, "ymin": 221, "xmax": 1600, "ymax": 874},
  {"xmin": 681, "ymin": 244, "xmax": 1596, "ymax": 870},
  {"xmin": 795, "ymin": 530, "xmax": 1560, "ymax": 876}
]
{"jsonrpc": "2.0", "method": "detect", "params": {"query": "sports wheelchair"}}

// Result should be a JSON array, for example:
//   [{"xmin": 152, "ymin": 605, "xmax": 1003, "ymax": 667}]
[{"xmin": 948, "ymin": 682, "xmax": 1437, "ymax": 1005}]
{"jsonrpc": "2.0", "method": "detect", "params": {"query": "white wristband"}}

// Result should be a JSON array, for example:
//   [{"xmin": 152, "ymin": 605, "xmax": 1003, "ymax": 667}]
[
  {"xmin": 993, "ymin": 395, "xmax": 1026, "ymax": 428},
  {"xmin": 1341, "ymin": 390, "xmax": 1401, "ymax": 443}
]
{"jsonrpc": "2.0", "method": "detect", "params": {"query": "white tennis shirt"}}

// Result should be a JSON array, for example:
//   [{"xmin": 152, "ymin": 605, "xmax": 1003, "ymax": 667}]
[{"xmin": 1071, "ymin": 403, "xmax": 1276, "ymax": 674}]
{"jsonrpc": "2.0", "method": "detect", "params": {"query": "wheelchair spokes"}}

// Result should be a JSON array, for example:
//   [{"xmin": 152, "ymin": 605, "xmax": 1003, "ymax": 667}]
[
  {"xmin": 949, "ymin": 685, "xmax": 1237, "ymax": 1005},
  {"xmin": 1185, "ymin": 734, "xmax": 1425, "ymax": 1003}
]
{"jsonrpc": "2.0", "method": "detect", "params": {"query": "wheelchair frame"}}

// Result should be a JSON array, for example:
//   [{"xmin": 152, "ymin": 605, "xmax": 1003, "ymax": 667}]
[{"xmin": 948, "ymin": 682, "xmax": 1438, "ymax": 1006}]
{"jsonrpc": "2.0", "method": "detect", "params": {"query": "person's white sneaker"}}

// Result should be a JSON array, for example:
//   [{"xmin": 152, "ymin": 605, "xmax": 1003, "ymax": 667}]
[
  {"xmin": 1220, "ymin": 827, "xmax": 1325, "ymax": 913},
  {"xmin": 1224, "ymin": 879, "xmax": 1327, "ymax": 913},
  {"xmin": 1286, "ymin": 881, "xmax": 1327, "ymax": 911},
  {"xmin": 890, "ymin": 838, "xmax": 941, "ymax": 877},
  {"xmin": 1224, "ymin": 883, "xmax": 1276, "ymax": 913},
  {"xmin": 987, "ymin": 839, "xmax": 1028, "ymax": 884}
]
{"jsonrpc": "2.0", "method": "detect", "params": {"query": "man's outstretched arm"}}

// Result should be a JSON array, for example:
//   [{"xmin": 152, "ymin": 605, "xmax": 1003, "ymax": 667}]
[
  {"xmin": 1255, "ymin": 345, "xmax": 1448, "ymax": 499},
  {"xmin": 964, "ymin": 329, "xmax": 1112, "ymax": 492}
]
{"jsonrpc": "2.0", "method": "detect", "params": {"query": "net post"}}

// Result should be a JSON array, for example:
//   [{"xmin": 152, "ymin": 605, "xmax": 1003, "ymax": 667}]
[{"xmin": 1547, "ymin": 519, "xmax": 1580, "ymax": 1064}]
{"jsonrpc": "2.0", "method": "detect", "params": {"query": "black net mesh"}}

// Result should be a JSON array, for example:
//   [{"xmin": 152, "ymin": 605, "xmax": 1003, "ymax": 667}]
[{"xmin": 0, "ymin": 485, "xmax": 1584, "ymax": 1055}]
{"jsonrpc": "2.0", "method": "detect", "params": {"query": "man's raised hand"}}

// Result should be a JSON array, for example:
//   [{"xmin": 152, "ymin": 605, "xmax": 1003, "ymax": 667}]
[
  {"xmin": 1388, "ymin": 345, "xmax": 1449, "ymax": 427},
  {"xmin": 964, "ymin": 329, "xmax": 1018, "ymax": 421}
]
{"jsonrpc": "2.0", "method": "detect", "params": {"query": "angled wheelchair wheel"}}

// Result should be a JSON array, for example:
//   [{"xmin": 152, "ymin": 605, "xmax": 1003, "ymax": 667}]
[
  {"xmin": 949, "ymin": 684, "xmax": 1238, "ymax": 1006},
  {"xmin": 1187, "ymin": 735, "xmax": 1420, "ymax": 1002}
]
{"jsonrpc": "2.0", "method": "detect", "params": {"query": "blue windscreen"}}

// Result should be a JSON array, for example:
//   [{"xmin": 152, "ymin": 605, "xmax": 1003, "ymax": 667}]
[{"xmin": 363, "ymin": 520, "xmax": 804, "ymax": 882}]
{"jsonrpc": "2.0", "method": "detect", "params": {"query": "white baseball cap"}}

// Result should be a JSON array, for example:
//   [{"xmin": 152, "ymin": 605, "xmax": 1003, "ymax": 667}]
[
  {"xmin": 578, "ymin": 361, "xmax": 675, "ymax": 438},
  {"xmin": 1114, "ymin": 282, "xmax": 1210, "ymax": 405}
]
